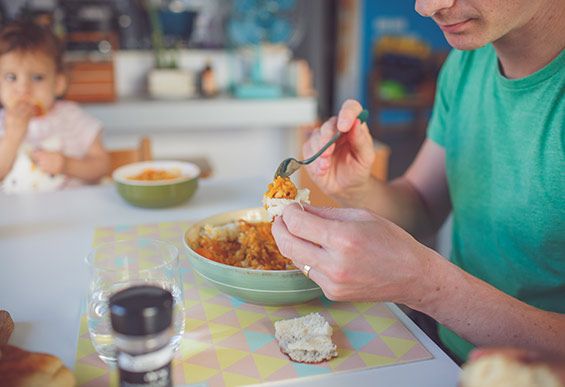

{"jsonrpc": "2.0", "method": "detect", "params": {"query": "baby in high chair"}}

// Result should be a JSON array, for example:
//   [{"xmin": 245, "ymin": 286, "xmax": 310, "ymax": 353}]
[{"xmin": 0, "ymin": 20, "xmax": 110, "ymax": 194}]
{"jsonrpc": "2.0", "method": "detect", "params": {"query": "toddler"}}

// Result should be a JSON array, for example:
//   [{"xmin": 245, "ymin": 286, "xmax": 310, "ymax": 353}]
[{"xmin": 0, "ymin": 20, "xmax": 110, "ymax": 193}]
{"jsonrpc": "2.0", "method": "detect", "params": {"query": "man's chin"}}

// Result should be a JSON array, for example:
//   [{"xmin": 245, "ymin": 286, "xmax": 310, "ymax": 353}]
[{"xmin": 443, "ymin": 33, "xmax": 488, "ymax": 51}]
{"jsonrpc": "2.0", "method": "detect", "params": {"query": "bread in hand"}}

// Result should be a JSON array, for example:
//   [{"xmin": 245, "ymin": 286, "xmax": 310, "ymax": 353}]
[
  {"xmin": 274, "ymin": 312, "xmax": 338, "ymax": 363},
  {"xmin": 0, "ymin": 345, "xmax": 75, "ymax": 387}
]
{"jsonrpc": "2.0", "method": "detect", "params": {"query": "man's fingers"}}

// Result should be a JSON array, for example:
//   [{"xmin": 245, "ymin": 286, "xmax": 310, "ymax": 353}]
[
  {"xmin": 337, "ymin": 99, "xmax": 363, "ymax": 132},
  {"xmin": 280, "ymin": 204, "xmax": 343, "ymax": 249},
  {"xmin": 302, "ymin": 204, "xmax": 376, "ymax": 222},
  {"xmin": 271, "ymin": 216, "xmax": 330, "ymax": 273}
]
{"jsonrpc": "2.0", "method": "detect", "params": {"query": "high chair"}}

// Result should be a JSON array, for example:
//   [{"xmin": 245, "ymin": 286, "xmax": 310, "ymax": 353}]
[{"xmin": 108, "ymin": 136, "xmax": 152, "ymax": 175}]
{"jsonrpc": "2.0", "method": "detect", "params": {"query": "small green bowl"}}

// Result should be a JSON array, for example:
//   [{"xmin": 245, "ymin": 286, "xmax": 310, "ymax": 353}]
[
  {"xmin": 113, "ymin": 161, "xmax": 200, "ymax": 208},
  {"xmin": 183, "ymin": 208, "xmax": 323, "ymax": 306}
]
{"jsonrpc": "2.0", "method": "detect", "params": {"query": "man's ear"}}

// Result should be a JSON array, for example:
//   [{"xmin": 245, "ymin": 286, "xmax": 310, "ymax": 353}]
[{"xmin": 55, "ymin": 73, "xmax": 67, "ymax": 97}]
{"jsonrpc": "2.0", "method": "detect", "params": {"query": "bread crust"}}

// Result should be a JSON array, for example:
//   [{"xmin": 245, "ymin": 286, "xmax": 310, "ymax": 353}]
[{"xmin": 0, "ymin": 345, "xmax": 75, "ymax": 387}]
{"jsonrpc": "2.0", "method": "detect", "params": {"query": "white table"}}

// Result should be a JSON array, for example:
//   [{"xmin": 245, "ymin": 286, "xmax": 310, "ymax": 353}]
[{"xmin": 0, "ymin": 177, "xmax": 460, "ymax": 386}]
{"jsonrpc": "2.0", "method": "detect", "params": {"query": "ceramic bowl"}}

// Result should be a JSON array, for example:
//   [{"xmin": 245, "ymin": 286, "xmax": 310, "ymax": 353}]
[
  {"xmin": 112, "ymin": 161, "xmax": 200, "ymax": 208},
  {"xmin": 183, "ymin": 207, "xmax": 323, "ymax": 306}
]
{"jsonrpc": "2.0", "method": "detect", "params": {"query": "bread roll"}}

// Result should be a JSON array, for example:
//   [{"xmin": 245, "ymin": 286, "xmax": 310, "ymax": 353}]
[
  {"xmin": 274, "ymin": 312, "xmax": 338, "ymax": 363},
  {"xmin": 460, "ymin": 351, "xmax": 563, "ymax": 387},
  {"xmin": 0, "ymin": 345, "xmax": 75, "ymax": 387}
]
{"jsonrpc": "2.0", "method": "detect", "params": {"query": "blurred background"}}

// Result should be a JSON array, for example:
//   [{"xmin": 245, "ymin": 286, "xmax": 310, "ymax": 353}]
[{"xmin": 0, "ymin": 0, "xmax": 450, "ymax": 182}]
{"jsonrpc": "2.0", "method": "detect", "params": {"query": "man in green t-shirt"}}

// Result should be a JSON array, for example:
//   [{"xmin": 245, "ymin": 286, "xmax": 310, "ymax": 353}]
[{"xmin": 271, "ymin": 0, "xmax": 565, "ymax": 363}]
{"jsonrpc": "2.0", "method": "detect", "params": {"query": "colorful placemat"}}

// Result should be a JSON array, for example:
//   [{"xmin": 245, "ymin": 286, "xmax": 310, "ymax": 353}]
[{"xmin": 75, "ymin": 221, "xmax": 433, "ymax": 386}]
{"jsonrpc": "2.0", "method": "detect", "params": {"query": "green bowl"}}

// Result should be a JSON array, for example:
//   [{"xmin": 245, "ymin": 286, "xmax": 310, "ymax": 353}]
[
  {"xmin": 112, "ymin": 161, "xmax": 200, "ymax": 208},
  {"xmin": 183, "ymin": 207, "xmax": 323, "ymax": 306}
]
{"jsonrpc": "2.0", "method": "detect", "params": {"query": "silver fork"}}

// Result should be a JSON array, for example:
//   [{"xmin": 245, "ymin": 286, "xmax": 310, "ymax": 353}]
[{"xmin": 274, "ymin": 109, "xmax": 369, "ymax": 179}]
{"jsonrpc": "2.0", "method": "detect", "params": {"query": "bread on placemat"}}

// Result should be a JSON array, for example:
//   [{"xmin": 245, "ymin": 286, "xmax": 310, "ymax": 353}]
[
  {"xmin": 460, "ymin": 351, "xmax": 563, "ymax": 387},
  {"xmin": 0, "ymin": 345, "xmax": 75, "ymax": 387},
  {"xmin": 274, "ymin": 312, "xmax": 338, "ymax": 363}
]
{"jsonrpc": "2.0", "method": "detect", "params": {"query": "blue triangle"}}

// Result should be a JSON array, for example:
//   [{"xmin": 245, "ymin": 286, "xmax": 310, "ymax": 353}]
[
  {"xmin": 292, "ymin": 362, "xmax": 331, "ymax": 377},
  {"xmin": 243, "ymin": 329, "xmax": 274, "ymax": 352},
  {"xmin": 229, "ymin": 296, "xmax": 246, "ymax": 308},
  {"xmin": 342, "ymin": 328, "xmax": 376, "ymax": 351}
]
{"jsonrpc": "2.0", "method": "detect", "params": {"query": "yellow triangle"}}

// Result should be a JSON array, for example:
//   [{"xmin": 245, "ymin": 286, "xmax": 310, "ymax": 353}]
[
  {"xmin": 183, "ymin": 363, "xmax": 219, "ymax": 384},
  {"xmin": 75, "ymin": 337, "xmax": 96, "ymax": 359},
  {"xmin": 74, "ymin": 362, "xmax": 108, "ymax": 385},
  {"xmin": 184, "ymin": 299, "xmax": 199, "ymax": 309},
  {"xmin": 198, "ymin": 287, "xmax": 221, "ymax": 300},
  {"xmin": 186, "ymin": 317, "xmax": 207, "ymax": 331},
  {"xmin": 327, "ymin": 348, "xmax": 356, "ymax": 370},
  {"xmin": 138, "ymin": 226, "xmax": 157, "ymax": 235},
  {"xmin": 178, "ymin": 338, "xmax": 211, "ymax": 360},
  {"xmin": 251, "ymin": 353, "xmax": 288, "ymax": 379},
  {"xmin": 79, "ymin": 316, "xmax": 89, "ymax": 335},
  {"xmin": 364, "ymin": 315, "xmax": 396, "ymax": 333},
  {"xmin": 263, "ymin": 305, "xmax": 282, "ymax": 314},
  {"xmin": 208, "ymin": 322, "xmax": 240, "ymax": 343},
  {"xmin": 358, "ymin": 352, "xmax": 397, "ymax": 367},
  {"xmin": 381, "ymin": 336, "xmax": 416, "ymax": 357},
  {"xmin": 235, "ymin": 310, "xmax": 264, "ymax": 328},
  {"xmin": 203, "ymin": 303, "xmax": 232, "ymax": 320},
  {"xmin": 222, "ymin": 370, "xmax": 260, "ymax": 386},
  {"xmin": 328, "ymin": 309, "xmax": 358, "ymax": 326},
  {"xmin": 215, "ymin": 347, "xmax": 249, "ymax": 369},
  {"xmin": 353, "ymin": 302, "xmax": 374, "ymax": 313},
  {"xmin": 93, "ymin": 229, "xmax": 112, "ymax": 239}
]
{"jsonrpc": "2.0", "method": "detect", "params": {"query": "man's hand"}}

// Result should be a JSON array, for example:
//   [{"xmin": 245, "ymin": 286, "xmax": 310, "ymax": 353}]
[
  {"xmin": 271, "ymin": 204, "xmax": 438, "ymax": 305},
  {"xmin": 304, "ymin": 99, "xmax": 375, "ymax": 199},
  {"xmin": 32, "ymin": 150, "xmax": 66, "ymax": 175}
]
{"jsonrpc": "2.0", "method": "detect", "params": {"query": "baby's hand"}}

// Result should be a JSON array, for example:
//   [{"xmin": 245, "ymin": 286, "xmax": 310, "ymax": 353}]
[
  {"xmin": 32, "ymin": 150, "xmax": 66, "ymax": 175},
  {"xmin": 4, "ymin": 101, "xmax": 35, "ymax": 142}
]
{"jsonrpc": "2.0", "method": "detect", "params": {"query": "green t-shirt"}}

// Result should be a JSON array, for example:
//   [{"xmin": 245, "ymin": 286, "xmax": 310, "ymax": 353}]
[{"xmin": 427, "ymin": 45, "xmax": 565, "ymax": 361}]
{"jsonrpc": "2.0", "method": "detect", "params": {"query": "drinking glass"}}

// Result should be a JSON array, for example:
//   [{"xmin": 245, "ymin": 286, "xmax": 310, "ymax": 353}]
[{"xmin": 85, "ymin": 238, "xmax": 185, "ymax": 364}]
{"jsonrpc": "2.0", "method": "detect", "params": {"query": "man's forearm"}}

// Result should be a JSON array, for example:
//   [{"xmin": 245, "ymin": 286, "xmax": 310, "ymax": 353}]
[
  {"xmin": 416, "ymin": 252, "xmax": 565, "ymax": 357},
  {"xmin": 335, "ymin": 176, "xmax": 435, "ymax": 237}
]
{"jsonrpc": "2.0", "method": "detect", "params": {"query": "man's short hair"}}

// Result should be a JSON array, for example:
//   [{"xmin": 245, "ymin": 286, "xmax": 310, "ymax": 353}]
[{"xmin": 0, "ymin": 20, "xmax": 64, "ymax": 72}]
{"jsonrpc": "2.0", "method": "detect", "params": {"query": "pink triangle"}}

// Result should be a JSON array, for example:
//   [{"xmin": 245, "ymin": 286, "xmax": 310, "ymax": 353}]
[
  {"xmin": 82, "ymin": 373, "xmax": 111, "ymax": 387},
  {"xmin": 186, "ymin": 325, "xmax": 213, "ymax": 343},
  {"xmin": 268, "ymin": 306, "xmax": 299, "ymax": 319},
  {"xmin": 255, "ymin": 340, "xmax": 286, "ymax": 358},
  {"xmin": 344, "ymin": 316, "xmax": 374, "ymax": 331},
  {"xmin": 359, "ymin": 336, "xmax": 396, "ymax": 357},
  {"xmin": 266, "ymin": 362, "xmax": 297, "ymax": 382},
  {"xmin": 332, "ymin": 328, "xmax": 354, "ymax": 350},
  {"xmin": 334, "ymin": 353, "xmax": 366, "ymax": 371},
  {"xmin": 185, "ymin": 287, "xmax": 201, "ymax": 301},
  {"xmin": 212, "ymin": 310, "xmax": 241, "ymax": 327},
  {"xmin": 380, "ymin": 321, "xmax": 416, "ymax": 339},
  {"xmin": 185, "ymin": 304, "xmax": 206, "ymax": 320},
  {"xmin": 225, "ymin": 354, "xmax": 261, "ymax": 379},
  {"xmin": 80, "ymin": 353, "xmax": 107, "ymax": 367},
  {"xmin": 239, "ymin": 303, "xmax": 268, "ymax": 313},
  {"xmin": 189, "ymin": 349, "xmax": 220, "ymax": 369},
  {"xmin": 208, "ymin": 372, "xmax": 226, "ymax": 387},
  {"xmin": 400, "ymin": 343, "xmax": 432, "ymax": 361},
  {"xmin": 216, "ymin": 333, "xmax": 250, "ymax": 351},
  {"xmin": 365, "ymin": 304, "xmax": 394, "ymax": 317},
  {"xmin": 246, "ymin": 317, "xmax": 275, "ymax": 334},
  {"xmin": 331, "ymin": 302, "xmax": 360, "ymax": 313},
  {"xmin": 172, "ymin": 362, "xmax": 186, "ymax": 384},
  {"xmin": 207, "ymin": 294, "xmax": 233, "ymax": 307}
]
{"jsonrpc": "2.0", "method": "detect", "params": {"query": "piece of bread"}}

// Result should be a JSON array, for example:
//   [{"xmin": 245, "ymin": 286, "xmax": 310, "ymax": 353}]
[
  {"xmin": 0, "ymin": 310, "xmax": 14, "ymax": 347},
  {"xmin": 263, "ymin": 188, "xmax": 310, "ymax": 220},
  {"xmin": 274, "ymin": 312, "xmax": 338, "ymax": 363},
  {"xmin": 460, "ymin": 352, "xmax": 563, "ymax": 387},
  {"xmin": 0, "ymin": 345, "xmax": 75, "ymax": 387}
]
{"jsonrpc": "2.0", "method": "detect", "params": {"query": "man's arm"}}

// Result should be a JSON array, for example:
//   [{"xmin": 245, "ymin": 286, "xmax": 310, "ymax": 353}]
[
  {"xmin": 416, "ymin": 252, "xmax": 565, "ymax": 358},
  {"xmin": 340, "ymin": 139, "xmax": 452, "ymax": 238}
]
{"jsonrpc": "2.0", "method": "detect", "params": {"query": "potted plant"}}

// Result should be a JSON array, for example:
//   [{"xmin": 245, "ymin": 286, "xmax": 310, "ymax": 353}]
[{"xmin": 145, "ymin": 0, "xmax": 195, "ymax": 99}]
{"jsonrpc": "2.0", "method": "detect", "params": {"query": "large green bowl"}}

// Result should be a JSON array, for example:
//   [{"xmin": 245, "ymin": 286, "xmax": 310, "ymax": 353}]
[
  {"xmin": 183, "ymin": 207, "xmax": 323, "ymax": 306},
  {"xmin": 113, "ymin": 161, "xmax": 200, "ymax": 208}
]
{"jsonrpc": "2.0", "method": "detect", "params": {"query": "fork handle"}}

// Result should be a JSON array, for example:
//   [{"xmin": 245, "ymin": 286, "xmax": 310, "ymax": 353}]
[{"xmin": 303, "ymin": 131, "xmax": 342, "ymax": 165}]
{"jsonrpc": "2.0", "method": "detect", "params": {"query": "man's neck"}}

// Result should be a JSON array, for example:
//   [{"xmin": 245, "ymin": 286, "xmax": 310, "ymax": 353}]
[{"xmin": 493, "ymin": 0, "xmax": 565, "ymax": 79}]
